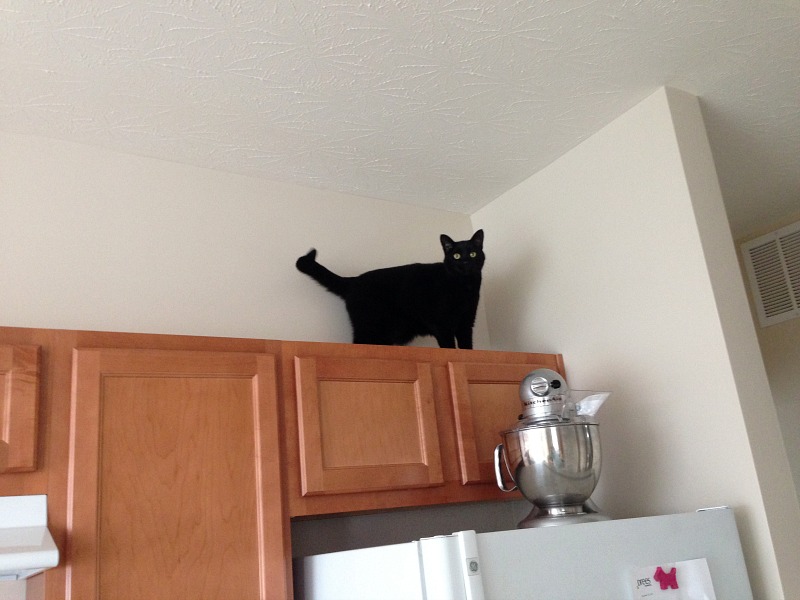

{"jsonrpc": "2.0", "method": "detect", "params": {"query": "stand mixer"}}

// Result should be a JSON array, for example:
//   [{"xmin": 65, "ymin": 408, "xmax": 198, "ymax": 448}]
[{"xmin": 494, "ymin": 368, "xmax": 610, "ymax": 528}]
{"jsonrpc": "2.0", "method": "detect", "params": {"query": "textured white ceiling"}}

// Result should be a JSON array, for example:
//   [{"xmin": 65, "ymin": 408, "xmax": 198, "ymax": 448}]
[{"xmin": 1, "ymin": 0, "xmax": 798, "ymax": 239}]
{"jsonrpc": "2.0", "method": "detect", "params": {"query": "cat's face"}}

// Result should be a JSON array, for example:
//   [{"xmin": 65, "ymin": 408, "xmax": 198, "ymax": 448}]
[{"xmin": 440, "ymin": 229, "xmax": 485, "ymax": 276}]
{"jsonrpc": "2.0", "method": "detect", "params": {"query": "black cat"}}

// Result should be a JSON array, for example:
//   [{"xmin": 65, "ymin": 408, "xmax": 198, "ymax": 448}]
[{"xmin": 296, "ymin": 230, "xmax": 485, "ymax": 349}]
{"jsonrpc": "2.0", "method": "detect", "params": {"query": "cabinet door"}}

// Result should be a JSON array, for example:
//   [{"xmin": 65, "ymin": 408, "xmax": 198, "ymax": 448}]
[
  {"xmin": 449, "ymin": 361, "xmax": 564, "ymax": 484},
  {"xmin": 0, "ymin": 344, "xmax": 40, "ymax": 472},
  {"xmin": 67, "ymin": 349, "xmax": 290, "ymax": 600},
  {"xmin": 294, "ymin": 356, "xmax": 443, "ymax": 496}
]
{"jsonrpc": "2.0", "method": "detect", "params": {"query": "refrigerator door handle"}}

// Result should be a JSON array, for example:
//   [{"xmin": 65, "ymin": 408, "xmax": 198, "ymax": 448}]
[{"xmin": 456, "ymin": 531, "xmax": 486, "ymax": 600}]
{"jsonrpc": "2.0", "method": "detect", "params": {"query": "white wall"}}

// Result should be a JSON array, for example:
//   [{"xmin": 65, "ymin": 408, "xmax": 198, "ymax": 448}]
[
  {"xmin": 762, "ymin": 316, "xmax": 800, "ymax": 494},
  {"xmin": 669, "ymin": 89, "xmax": 800, "ymax": 600},
  {"xmin": 473, "ymin": 87, "xmax": 800, "ymax": 599},
  {"xmin": 0, "ymin": 131, "xmax": 487, "ymax": 347},
  {"xmin": 738, "ymin": 212, "xmax": 800, "ymax": 501}
]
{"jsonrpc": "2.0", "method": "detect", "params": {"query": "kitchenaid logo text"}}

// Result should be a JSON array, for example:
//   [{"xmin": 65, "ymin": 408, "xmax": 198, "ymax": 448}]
[{"xmin": 522, "ymin": 397, "xmax": 563, "ymax": 407}]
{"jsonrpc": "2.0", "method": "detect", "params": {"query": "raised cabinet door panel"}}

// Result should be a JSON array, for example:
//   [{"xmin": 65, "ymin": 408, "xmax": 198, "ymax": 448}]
[
  {"xmin": 67, "ymin": 348, "xmax": 290, "ymax": 600},
  {"xmin": 295, "ymin": 356, "xmax": 443, "ymax": 495},
  {"xmin": 0, "ymin": 344, "xmax": 40, "ymax": 472},
  {"xmin": 449, "ymin": 360, "xmax": 565, "ymax": 484}
]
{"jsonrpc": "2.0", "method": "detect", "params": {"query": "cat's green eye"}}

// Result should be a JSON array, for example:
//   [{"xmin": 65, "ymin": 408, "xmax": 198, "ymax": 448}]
[
  {"xmin": 453, "ymin": 253, "xmax": 461, "ymax": 259},
  {"xmin": 469, "ymin": 252, "xmax": 477, "ymax": 258}
]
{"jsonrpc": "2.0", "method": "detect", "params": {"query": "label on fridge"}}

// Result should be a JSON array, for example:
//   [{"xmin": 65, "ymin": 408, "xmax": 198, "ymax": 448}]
[{"xmin": 631, "ymin": 558, "xmax": 717, "ymax": 599}]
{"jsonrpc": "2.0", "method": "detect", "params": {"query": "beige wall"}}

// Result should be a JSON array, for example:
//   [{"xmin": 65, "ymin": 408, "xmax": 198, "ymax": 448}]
[
  {"xmin": 737, "ymin": 211, "xmax": 800, "ymax": 502},
  {"xmin": 473, "ymin": 87, "xmax": 800, "ymax": 599},
  {"xmin": 763, "ymin": 317, "xmax": 800, "ymax": 497},
  {"xmin": 0, "ymin": 131, "xmax": 486, "ymax": 347},
  {"xmin": 669, "ymin": 88, "xmax": 800, "ymax": 599}
]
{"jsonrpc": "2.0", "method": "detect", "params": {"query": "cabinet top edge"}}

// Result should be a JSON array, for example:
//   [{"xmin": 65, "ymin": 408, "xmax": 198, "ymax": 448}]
[{"xmin": 1, "ymin": 326, "xmax": 560, "ymax": 364}]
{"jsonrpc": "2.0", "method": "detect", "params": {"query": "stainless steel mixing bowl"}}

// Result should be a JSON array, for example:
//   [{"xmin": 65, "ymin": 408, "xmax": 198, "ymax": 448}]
[{"xmin": 495, "ymin": 421, "xmax": 601, "ymax": 517}]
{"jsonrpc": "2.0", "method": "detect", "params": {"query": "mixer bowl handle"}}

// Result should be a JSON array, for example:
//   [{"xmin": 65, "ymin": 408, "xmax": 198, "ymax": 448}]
[{"xmin": 494, "ymin": 443, "xmax": 518, "ymax": 492}]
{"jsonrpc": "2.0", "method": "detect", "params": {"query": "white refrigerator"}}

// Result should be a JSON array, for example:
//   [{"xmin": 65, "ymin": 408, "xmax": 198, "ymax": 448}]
[{"xmin": 295, "ymin": 508, "xmax": 752, "ymax": 600}]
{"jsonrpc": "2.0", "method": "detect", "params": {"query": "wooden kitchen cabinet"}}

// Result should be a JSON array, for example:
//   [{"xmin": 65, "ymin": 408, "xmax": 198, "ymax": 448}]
[
  {"xmin": 0, "ymin": 344, "xmax": 41, "ymax": 472},
  {"xmin": 283, "ymin": 341, "xmax": 564, "ymax": 517},
  {"xmin": 0, "ymin": 324, "xmax": 565, "ymax": 600},
  {"xmin": 66, "ymin": 347, "xmax": 291, "ymax": 600},
  {"xmin": 448, "ymin": 361, "xmax": 564, "ymax": 484},
  {"xmin": 294, "ymin": 354, "xmax": 443, "ymax": 496}
]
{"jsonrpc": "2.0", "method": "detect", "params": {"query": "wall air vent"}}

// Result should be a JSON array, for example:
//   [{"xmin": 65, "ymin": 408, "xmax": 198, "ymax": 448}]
[{"xmin": 741, "ymin": 219, "xmax": 800, "ymax": 327}]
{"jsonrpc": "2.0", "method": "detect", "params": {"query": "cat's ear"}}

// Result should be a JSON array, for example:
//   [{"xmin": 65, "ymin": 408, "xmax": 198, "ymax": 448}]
[
  {"xmin": 471, "ymin": 229, "xmax": 484, "ymax": 248},
  {"xmin": 440, "ymin": 234, "xmax": 455, "ymax": 253}
]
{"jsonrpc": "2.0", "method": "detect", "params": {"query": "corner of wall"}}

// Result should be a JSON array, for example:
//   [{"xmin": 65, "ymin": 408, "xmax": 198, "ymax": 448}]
[{"xmin": 665, "ymin": 86, "xmax": 800, "ymax": 598}]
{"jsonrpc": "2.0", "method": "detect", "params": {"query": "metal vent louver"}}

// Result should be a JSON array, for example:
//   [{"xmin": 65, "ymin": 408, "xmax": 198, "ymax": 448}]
[{"xmin": 741, "ymin": 220, "xmax": 800, "ymax": 327}]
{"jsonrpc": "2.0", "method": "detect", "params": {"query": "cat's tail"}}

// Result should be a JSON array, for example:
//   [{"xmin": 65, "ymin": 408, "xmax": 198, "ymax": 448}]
[{"xmin": 296, "ymin": 249, "xmax": 350, "ymax": 298}]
